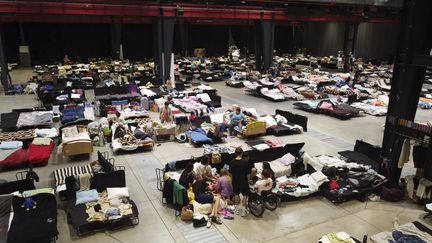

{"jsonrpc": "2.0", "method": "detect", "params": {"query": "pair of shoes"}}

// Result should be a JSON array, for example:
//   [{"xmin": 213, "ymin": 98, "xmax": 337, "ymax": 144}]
[
  {"xmin": 206, "ymin": 217, "xmax": 212, "ymax": 228},
  {"xmin": 212, "ymin": 216, "xmax": 222, "ymax": 225}
]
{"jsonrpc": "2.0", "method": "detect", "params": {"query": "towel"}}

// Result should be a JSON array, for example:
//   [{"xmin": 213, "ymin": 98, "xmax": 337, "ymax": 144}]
[
  {"xmin": 79, "ymin": 173, "xmax": 91, "ymax": 191},
  {"xmin": 32, "ymin": 137, "xmax": 52, "ymax": 146}
]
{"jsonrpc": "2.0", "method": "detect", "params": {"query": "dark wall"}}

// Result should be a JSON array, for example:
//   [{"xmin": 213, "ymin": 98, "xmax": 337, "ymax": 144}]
[
  {"xmin": 188, "ymin": 25, "xmax": 228, "ymax": 56},
  {"xmin": 298, "ymin": 21, "xmax": 346, "ymax": 56},
  {"xmin": 355, "ymin": 22, "xmax": 399, "ymax": 62},
  {"xmin": 274, "ymin": 25, "xmax": 300, "ymax": 54},
  {"xmin": 122, "ymin": 24, "xmax": 154, "ymax": 61},
  {"xmin": 289, "ymin": 21, "xmax": 399, "ymax": 60},
  {"xmin": 3, "ymin": 23, "xmax": 20, "ymax": 63},
  {"xmin": 2, "ymin": 21, "xmax": 399, "ymax": 65},
  {"xmin": 24, "ymin": 23, "xmax": 111, "ymax": 64}
]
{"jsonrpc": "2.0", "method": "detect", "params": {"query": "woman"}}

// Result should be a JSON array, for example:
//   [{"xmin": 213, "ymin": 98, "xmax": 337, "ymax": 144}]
[
  {"xmin": 214, "ymin": 169, "xmax": 234, "ymax": 200},
  {"xmin": 229, "ymin": 107, "xmax": 245, "ymax": 135},
  {"xmin": 179, "ymin": 163, "xmax": 195, "ymax": 189},
  {"xmin": 254, "ymin": 169, "xmax": 273, "ymax": 195},
  {"xmin": 192, "ymin": 175, "xmax": 222, "ymax": 227},
  {"xmin": 159, "ymin": 101, "xmax": 173, "ymax": 123},
  {"xmin": 207, "ymin": 122, "xmax": 224, "ymax": 144}
]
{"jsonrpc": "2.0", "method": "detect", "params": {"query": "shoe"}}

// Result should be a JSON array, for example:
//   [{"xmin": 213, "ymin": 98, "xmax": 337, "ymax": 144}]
[
  {"xmin": 206, "ymin": 217, "xmax": 212, "ymax": 228},
  {"xmin": 212, "ymin": 216, "xmax": 222, "ymax": 225},
  {"xmin": 224, "ymin": 215, "xmax": 234, "ymax": 220},
  {"xmin": 234, "ymin": 207, "xmax": 240, "ymax": 215},
  {"xmin": 240, "ymin": 208, "xmax": 246, "ymax": 217}
]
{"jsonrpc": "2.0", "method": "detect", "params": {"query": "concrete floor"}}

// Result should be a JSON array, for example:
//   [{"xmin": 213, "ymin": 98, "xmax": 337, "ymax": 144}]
[{"xmin": 0, "ymin": 68, "xmax": 431, "ymax": 242}]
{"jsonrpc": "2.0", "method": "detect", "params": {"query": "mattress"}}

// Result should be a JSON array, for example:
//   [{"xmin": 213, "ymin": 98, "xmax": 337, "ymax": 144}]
[
  {"xmin": 68, "ymin": 198, "xmax": 139, "ymax": 235},
  {"xmin": 255, "ymin": 160, "xmax": 292, "ymax": 178},
  {"xmin": 8, "ymin": 193, "xmax": 58, "ymax": 243}
]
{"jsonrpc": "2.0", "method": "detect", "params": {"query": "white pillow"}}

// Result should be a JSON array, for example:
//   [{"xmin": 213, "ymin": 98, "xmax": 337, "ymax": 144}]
[
  {"xmin": 107, "ymin": 187, "xmax": 130, "ymax": 200},
  {"xmin": 278, "ymin": 153, "xmax": 295, "ymax": 166},
  {"xmin": 196, "ymin": 93, "xmax": 211, "ymax": 103}
]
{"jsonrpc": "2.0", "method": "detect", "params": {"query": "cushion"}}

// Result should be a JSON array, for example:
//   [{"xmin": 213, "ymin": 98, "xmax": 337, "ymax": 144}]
[
  {"xmin": 0, "ymin": 148, "xmax": 28, "ymax": 166},
  {"xmin": 278, "ymin": 153, "xmax": 295, "ymax": 166},
  {"xmin": 107, "ymin": 187, "xmax": 129, "ymax": 200},
  {"xmin": 75, "ymin": 189, "xmax": 99, "ymax": 205}
]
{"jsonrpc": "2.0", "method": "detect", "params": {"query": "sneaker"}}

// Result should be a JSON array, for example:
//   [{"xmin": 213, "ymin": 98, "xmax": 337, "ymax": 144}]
[
  {"xmin": 212, "ymin": 216, "xmax": 222, "ymax": 225},
  {"xmin": 234, "ymin": 207, "xmax": 240, "ymax": 215},
  {"xmin": 240, "ymin": 208, "xmax": 246, "ymax": 217},
  {"xmin": 206, "ymin": 217, "xmax": 212, "ymax": 228}
]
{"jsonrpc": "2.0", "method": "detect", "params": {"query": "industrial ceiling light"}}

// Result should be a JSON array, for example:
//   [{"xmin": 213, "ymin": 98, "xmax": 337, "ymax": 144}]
[{"xmin": 241, "ymin": 1, "xmax": 246, "ymax": 4}]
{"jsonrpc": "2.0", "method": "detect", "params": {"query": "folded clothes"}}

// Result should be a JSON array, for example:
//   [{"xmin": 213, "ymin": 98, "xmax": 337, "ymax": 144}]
[{"xmin": 105, "ymin": 208, "xmax": 121, "ymax": 217}]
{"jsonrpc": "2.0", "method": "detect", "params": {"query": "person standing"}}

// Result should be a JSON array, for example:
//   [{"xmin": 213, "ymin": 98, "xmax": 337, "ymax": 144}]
[
  {"xmin": 159, "ymin": 101, "xmax": 173, "ymax": 123},
  {"xmin": 229, "ymin": 147, "xmax": 251, "ymax": 217}
]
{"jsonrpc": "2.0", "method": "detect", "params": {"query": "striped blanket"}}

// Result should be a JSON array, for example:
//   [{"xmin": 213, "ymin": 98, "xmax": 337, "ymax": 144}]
[{"xmin": 53, "ymin": 164, "xmax": 93, "ymax": 187}]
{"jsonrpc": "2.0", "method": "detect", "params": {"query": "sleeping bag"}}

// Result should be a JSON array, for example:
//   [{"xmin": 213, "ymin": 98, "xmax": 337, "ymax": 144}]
[
  {"xmin": 186, "ymin": 128, "xmax": 213, "ymax": 146},
  {"xmin": 28, "ymin": 141, "xmax": 54, "ymax": 165},
  {"xmin": 61, "ymin": 106, "xmax": 85, "ymax": 124},
  {"xmin": 0, "ymin": 148, "xmax": 28, "ymax": 166}
]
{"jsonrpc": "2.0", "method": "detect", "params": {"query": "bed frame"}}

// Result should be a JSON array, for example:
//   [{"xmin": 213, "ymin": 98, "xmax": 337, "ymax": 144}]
[{"xmin": 62, "ymin": 125, "xmax": 93, "ymax": 157}]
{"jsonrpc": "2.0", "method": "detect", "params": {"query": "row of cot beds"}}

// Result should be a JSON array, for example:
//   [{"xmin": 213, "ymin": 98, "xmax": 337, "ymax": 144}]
[
  {"xmin": 0, "ymin": 151, "xmax": 139, "ymax": 243},
  {"xmin": 185, "ymin": 108, "xmax": 308, "ymax": 147},
  {"xmin": 159, "ymin": 139, "xmax": 388, "ymax": 209}
]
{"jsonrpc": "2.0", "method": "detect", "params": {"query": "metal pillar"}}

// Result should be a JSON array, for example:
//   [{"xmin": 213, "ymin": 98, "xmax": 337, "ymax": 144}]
[
  {"xmin": 154, "ymin": 15, "xmax": 175, "ymax": 85},
  {"xmin": 254, "ymin": 19, "xmax": 275, "ymax": 72},
  {"xmin": 0, "ymin": 24, "xmax": 10, "ymax": 91},
  {"xmin": 382, "ymin": 0, "xmax": 432, "ymax": 183},
  {"xmin": 110, "ymin": 21, "xmax": 122, "ymax": 60}
]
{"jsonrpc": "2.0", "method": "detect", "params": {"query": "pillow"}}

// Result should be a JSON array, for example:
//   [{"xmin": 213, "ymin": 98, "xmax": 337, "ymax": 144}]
[
  {"xmin": 0, "ymin": 141, "xmax": 23, "ymax": 150},
  {"xmin": 75, "ymin": 189, "xmax": 99, "ymax": 205},
  {"xmin": 196, "ymin": 93, "xmax": 211, "ymax": 103},
  {"xmin": 107, "ymin": 187, "xmax": 129, "ymax": 200},
  {"xmin": 278, "ymin": 153, "xmax": 295, "ymax": 166}
]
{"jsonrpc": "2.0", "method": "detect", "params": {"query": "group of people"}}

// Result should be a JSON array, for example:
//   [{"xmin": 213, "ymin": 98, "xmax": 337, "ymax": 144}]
[{"xmin": 178, "ymin": 147, "xmax": 275, "ymax": 227}]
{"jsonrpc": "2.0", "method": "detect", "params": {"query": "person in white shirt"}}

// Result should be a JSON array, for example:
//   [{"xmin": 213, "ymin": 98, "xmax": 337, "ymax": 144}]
[
  {"xmin": 194, "ymin": 156, "xmax": 217, "ymax": 182},
  {"xmin": 254, "ymin": 169, "xmax": 273, "ymax": 195}
]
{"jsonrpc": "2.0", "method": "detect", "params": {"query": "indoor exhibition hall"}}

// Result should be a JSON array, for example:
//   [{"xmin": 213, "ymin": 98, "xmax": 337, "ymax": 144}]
[{"xmin": 0, "ymin": 0, "xmax": 431, "ymax": 242}]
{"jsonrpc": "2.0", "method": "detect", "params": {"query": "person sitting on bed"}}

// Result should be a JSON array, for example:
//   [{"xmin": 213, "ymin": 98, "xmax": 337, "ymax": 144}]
[
  {"xmin": 113, "ymin": 111, "xmax": 125, "ymax": 125},
  {"xmin": 214, "ymin": 168, "xmax": 234, "ymax": 201},
  {"xmin": 192, "ymin": 175, "xmax": 223, "ymax": 226},
  {"xmin": 207, "ymin": 122, "xmax": 225, "ymax": 144},
  {"xmin": 179, "ymin": 162, "xmax": 195, "ymax": 189},
  {"xmin": 229, "ymin": 107, "xmax": 245, "ymax": 136},
  {"xmin": 159, "ymin": 102, "xmax": 173, "ymax": 123},
  {"xmin": 254, "ymin": 169, "xmax": 273, "ymax": 195},
  {"xmin": 194, "ymin": 156, "xmax": 217, "ymax": 182}
]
